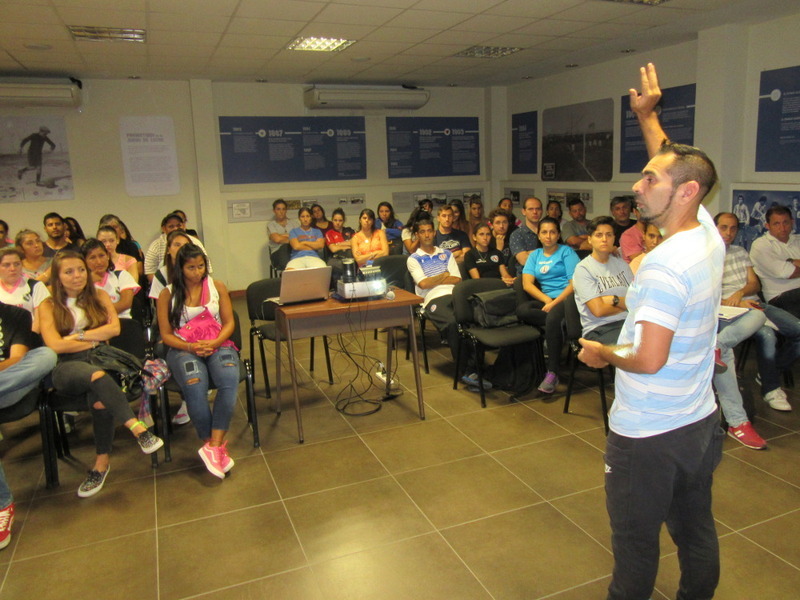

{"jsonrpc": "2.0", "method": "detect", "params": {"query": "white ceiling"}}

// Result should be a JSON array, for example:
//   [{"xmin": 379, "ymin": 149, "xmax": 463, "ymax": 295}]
[{"xmin": 0, "ymin": 0, "xmax": 794, "ymax": 87}]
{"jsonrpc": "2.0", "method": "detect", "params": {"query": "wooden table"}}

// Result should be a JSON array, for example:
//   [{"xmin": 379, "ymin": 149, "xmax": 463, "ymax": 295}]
[{"xmin": 275, "ymin": 289, "xmax": 425, "ymax": 442}]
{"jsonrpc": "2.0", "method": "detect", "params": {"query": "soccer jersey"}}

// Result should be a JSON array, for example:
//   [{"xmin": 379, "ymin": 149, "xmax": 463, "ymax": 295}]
[{"xmin": 407, "ymin": 247, "xmax": 460, "ymax": 308}]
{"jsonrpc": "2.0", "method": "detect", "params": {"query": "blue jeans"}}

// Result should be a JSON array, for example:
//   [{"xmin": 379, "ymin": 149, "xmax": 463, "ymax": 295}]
[
  {"xmin": 754, "ymin": 305, "xmax": 800, "ymax": 394},
  {"xmin": 0, "ymin": 462, "xmax": 10, "ymax": 508},
  {"xmin": 0, "ymin": 347, "xmax": 56, "ymax": 409},
  {"xmin": 166, "ymin": 347, "xmax": 240, "ymax": 441},
  {"xmin": 715, "ymin": 310, "xmax": 765, "ymax": 427}
]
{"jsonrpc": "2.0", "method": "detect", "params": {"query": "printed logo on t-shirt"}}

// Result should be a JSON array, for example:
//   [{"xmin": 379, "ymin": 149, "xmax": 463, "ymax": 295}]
[
  {"xmin": 539, "ymin": 265, "xmax": 550, "ymax": 274},
  {"xmin": 438, "ymin": 253, "xmax": 448, "ymax": 261},
  {"xmin": 490, "ymin": 255, "xmax": 499, "ymax": 263}
]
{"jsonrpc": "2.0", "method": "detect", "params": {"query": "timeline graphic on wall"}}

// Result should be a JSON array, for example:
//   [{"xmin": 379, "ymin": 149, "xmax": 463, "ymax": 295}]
[
  {"xmin": 756, "ymin": 65, "xmax": 800, "ymax": 172},
  {"xmin": 218, "ymin": 116, "xmax": 366, "ymax": 184},
  {"xmin": 386, "ymin": 117, "xmax": 480, "ymax": 178},
  {"xmin": 619, "ymin": 83, "xmax": 696, "ymax": 173},
  {"xmin": 511, "ymin": 110, "xmax": 538, "ymax": 174}
]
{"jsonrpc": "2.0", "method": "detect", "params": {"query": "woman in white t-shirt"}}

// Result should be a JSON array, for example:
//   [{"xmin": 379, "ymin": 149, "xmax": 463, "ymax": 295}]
[
  {"xmin": 96, "ymin": 225, "xmax": 140, "ymax": 281},
  {"xmin": 0, "ymin": 246, "xmax": 50, "ymax": 332},
  {"xmin": 82, "ymin": 239, "xmax": 140, "ymax": 319},
  {"xmin": 148, "ymin": 230, "xmax": 192, "ymax": 301}
]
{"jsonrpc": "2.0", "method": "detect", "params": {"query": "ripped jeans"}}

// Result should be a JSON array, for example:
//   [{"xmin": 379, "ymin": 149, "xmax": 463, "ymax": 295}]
[{"xmin": 166, "ymin": 347, "xmax": 240, "ymax": 441}]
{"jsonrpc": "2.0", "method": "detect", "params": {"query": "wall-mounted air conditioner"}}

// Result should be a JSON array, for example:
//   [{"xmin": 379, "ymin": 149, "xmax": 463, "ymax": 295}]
[
  {"xmin": 304, "ymin": 85, "xmax": 430, "ymax": 110},
  {"xmin": 0, "ymin": 82, "xmax": 82, "ymax": 108}
]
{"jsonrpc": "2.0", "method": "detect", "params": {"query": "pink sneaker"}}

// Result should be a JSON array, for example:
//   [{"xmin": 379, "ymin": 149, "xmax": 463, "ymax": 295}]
[
  {"xmin": 0, "ymin": 502, "xmax": 14, "ymax": 550},
  {"xmin": 198, "ymin": 442, "xmax": 225, "ymax": 479},
  {"xmin": 219, "ymin": 441, "xmax": 235, "ymax": 474},
  {"xmin": 728, "ymin": 422, "xmax": 767, "ymax": 450}
]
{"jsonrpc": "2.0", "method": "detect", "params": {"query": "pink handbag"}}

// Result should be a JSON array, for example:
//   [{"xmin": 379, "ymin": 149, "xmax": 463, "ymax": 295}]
[{"xmin": 174, "ymin": 280, "xmax": 238, "ymax": 351}]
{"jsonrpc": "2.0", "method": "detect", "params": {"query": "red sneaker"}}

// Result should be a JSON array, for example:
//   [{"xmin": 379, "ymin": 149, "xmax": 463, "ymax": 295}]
[
  {"xmin": 0, "ymin": 502, "xmax": 15, "ymax": 550},
  {"xmin": 714, "ymin": 348, "xmax": 727, "ymax": 374},
  {"xmin": 728, "ymin": 422, "xmax": 767, "ymax": 450}
]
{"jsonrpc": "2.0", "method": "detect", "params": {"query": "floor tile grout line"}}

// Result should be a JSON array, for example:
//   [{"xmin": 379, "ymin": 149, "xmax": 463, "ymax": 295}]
[
  {"xmin": 724, "ymin": 530, "xmax": 800, "ymax": 573},
  {"xmin": 723, "ymin": 450, "xmax": 800, "ymax": 491},
  {"xmin": 8, "ymin": 527, "xmax": 157, "ymax": 563}
]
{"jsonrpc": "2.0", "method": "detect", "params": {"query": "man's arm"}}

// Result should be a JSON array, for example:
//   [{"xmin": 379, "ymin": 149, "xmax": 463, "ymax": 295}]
[
  {"xmin": 0, "ymin": 344, "xmax": 29, "ymax": 372},
  {"xmin": 629, "ymin": 63, "xmax": 668, "ymax": 159},
  {"xmin": 750, "ymin": 239, "xmax": 800, "ymax": 280},
  {"xmin": 579, "ymin": 320, "xmax": 673, "ymax": 374},
  {"xmin": 721, "ymin": 266, "xmax": 761, "ymax": 307}
]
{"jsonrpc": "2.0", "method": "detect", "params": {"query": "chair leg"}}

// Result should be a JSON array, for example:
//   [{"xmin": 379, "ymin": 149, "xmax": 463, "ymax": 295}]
[
  {"xmin": 564, "ymin": 346, "xmax": 577, "ymax": 414},
  {"xmin": 56, "ymin": 412, "xmax": 71, "ymax": 458},
  {"xmin": 39, "ymin": 400, "xmax": 59, "ymax": 489},
  {"xmin": 323, "ymin": 336, "xmax": 333, "ymax": 384},
  {"xmin": 249, "ymin": 330, "xmax": 257, "ymax": 387},
  {"xmin": 474, "ymin": 341, "xmax": 487, "ymax": 408},
  {"xmin": 452, "ymin": 335, "xmax": 462, "ymax": 390},
  {"xmin": 419, "ymin": 317, "xmax": 429, "ymax": 374},
  {"xmin": 310, "ymin": 337, "xmax": 316, "ymax": 372},
  {"xmin": 258, "ymin": 338, "xmax": 272, "ymax": 401},
  {"xmin": 244, "ymin": 361, "xmax": 260, "ymax": 448},
  {"xmin": 158, "ymin": 388, "xmax": 172, "ymax": 462}
]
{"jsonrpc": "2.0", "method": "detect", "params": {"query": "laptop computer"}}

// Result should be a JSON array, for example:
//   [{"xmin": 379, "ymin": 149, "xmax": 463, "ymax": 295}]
[{"xmin": 266, "ymin": 266, "xmax": 332, "ymax": 305}]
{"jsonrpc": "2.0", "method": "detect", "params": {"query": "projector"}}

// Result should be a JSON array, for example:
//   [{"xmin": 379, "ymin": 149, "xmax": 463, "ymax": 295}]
[{"xmin": 337, "ymin": 278, "xmax": 388, "ymax": 299}]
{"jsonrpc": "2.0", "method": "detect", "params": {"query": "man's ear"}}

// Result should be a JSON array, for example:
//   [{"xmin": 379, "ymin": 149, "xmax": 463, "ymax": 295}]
[{"xmin": 676, "ymin": 180, "xmax": 700, "ymax": 205}]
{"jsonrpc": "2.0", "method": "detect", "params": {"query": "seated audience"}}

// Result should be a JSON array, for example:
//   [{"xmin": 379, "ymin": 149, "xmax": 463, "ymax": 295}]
[
  {"xmin": 156, "ymin": 244, "xmax": 239, "ymax": 479},
  {"xmin": 82, "ymin": 239, "xmax": 140, "ymax": 318},
  {"xmin": 149, "ymin": 231, "xmax": 192, "ymax": 301},
  {"xmin": 610, "ymin": 196, "xmax": 636, "ymax": 247},
  {"xmin": 266, "ymin": 198, "xmax": 298, "ymax": 272},
  {"xmin": 750, "ymin": 205, "xmax": 800, "ymax": 319},
  {"xmin": 287, "ymin": 207, "xmax": 326, "ymax": 270},
  {"xmin": 98, "ymin": 214, "xmax": 144, "ymax": 274},
  {"xmin": 418, "ymin": 198, "xmax": 433, "ymax": 214},
  {"xmin": 64, "ymin": 217, "xmax": 87, "ymax": 247},
  {"xmin": 561, "ymin": 198, "xmax": 591, "ymax": 250},
  {"xmin": 449, "ymin": 199, "xmax": 470, "ymax": 236},
  {"xmin": 716, "ymin": 212, "xmax": 799, "ymax": 416},
  {"xmin": 376, "ymin": 202, "xmax": 404, "ymax": 255},
  {"xmin": 435, "ymin": 204, "xmax": 471, "ymax": 264},
  {"xmin": 0, "ymin": 220, "xmax": 12, "ymax": 247},
  {"xmin": 546, "ymin": 200, "xmax": 563, "ymax": 224},
  {"xmin": 516, "ymin": 216, "xmax": 580, "ymax": 394},
  {"xmin": 619, "ymin": 207, "xmax": 647, "ymax": 263},
  {"xmin": 351, "ymin": 208, "xmax": 389, "ymax": 267},
  {"xmin": 464, "ymin": 223, "xmax": 513, "ymax": 285},
  {"xmin": 15, "ymin": 229, "xmax": 51, "ymax": 284},
  {"xmin": 39, "ymin": 252, "xmax": 163, "ymax": 498},
  {"xmin": 170, "ymin": 209, "xmax": 199, "ymax": 238},
  {"xmin": 629, "ymin": 223, "xmax": 663, "ymax": 274},
  {"xmin": 468, "ymin": 196, "xmax": 486, "ymax": 238},
  {"xmin": 0, "ymin": 247, "xmax": 50, "ymax": 332},
  {"xmin": 509, "ymin": 196, "xmax": 542, "ymax": 268},
  {"xmin": 402, "ymin": 207, "xmax": 430, "ymax": 255},
  {"xmin": 0, "ymin": 303, "xmax": 57, "ymax": 548},
  {"xmin": 41, "ymin": 212, "xmax": 80, "ymax": 257},
  {"xmin": 144, "ymin": 212, "xmax": 209, "ymax": 281},
  {"xmin": 573, "ymin": 216, "xmax": 633, "ymax": 345},
  {"xmin": 96, "ymin": 225, "xmax": 139, "ymax": 281},
  {"xmin": 498, "ymin": 197, "xmax": 521, "ymax": 229},
  {"xmin": 325, "ymin": 208, "xmax": 355, "ymax": 258},
  {"xmin": 487, "ymin": 208, "xmax": 515, "ymax": 274},
  {"xmin": 311, "ymin": 204, "xmax": 333, "ymax": 236}
]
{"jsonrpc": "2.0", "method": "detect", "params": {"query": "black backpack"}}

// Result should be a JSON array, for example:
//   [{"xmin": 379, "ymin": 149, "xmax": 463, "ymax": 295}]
[{"xmin": 86, "ymin": 344, "xmax": 144, "ymax": 401}]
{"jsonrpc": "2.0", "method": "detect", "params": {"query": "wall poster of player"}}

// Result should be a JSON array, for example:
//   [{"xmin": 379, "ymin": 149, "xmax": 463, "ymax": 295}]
[
  {"xmin": 731, "ymin": 187, "xmax": 800, "ymax": 250},
  {"xmin": 0, "ymin": 116, "xmax": 73, "ymax": 202}
]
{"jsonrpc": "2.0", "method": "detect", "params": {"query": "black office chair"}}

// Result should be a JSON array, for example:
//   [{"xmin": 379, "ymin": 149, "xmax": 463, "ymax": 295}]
[
  {"xmin": 403, "ymin": 270, "xmax": 430, "ymax": 374},
  {"xmin": 563, "ymin": 293, "xmax": 610, "ymax": 434},
  {"xmin": 0, "ymin": 384, "xmax": 59, "ymax": 489},
  {"xmin": 155, "ymin": 311, "xmax": 259, "ymax": 456},
  {"xmin": 245, "ymin": 278, "xmax": 333, "ymax": 403},
  {"xmin": 44, "ymin": 318, "xmax": 167, "ymax": 485},
  {"xmin": 451, "ymin": 278, "xmax": 545, "ymax": 408},
  {"xmin": 373, "ymin": 254, "xmax": 408, "ymax": 290},
  {"xmin": 268, "ymin": 244, "xmax": 291, "ymax": 278}
]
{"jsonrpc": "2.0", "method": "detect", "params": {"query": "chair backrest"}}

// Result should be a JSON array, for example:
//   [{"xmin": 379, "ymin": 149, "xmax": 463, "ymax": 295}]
[
  {"xmin": 373, "ymin": 254, "xmax": 409, "ymax": 289},
  {"xmin": 245, "ymin": 278, "xmax": 281, "ymax": 323},
  {"xmin": 109, "ymin": 317, "xmax": 147, "ymax": 359},
  {"xmin": 451, "ymin": 278, "xmax": 506, "ymax": 325},
  {"xmin": 563, "ymin": 293, "xmax": 582, "ymax": 342},
  {"xmin": 230, "ymin": 311, "xmax": 244, "ymax": 350}
]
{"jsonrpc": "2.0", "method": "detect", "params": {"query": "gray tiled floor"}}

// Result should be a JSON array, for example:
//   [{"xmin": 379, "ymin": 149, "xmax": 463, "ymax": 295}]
[{"xmin": 0, "ymin": 303, "xmax": 798, "ymax": 599}]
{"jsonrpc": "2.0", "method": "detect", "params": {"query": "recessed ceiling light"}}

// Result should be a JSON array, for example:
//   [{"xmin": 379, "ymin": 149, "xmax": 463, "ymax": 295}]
[
  {"xmin": 23, "ymin": 43, "xmax": 52, "ymax": 51},
  {"xmin": 454, "ymin": 46, "xmax": 522, "ymax": 59},
  {"xmin": 565, "ymin": 63, "xmax": 579, "ymax": 68},
  {"xmin": 68, "ymin": 25, "xmax": 146, "ymax": 43},
  {"xmin": 598, "ymin": 0, "xmax": 670, "ymax": 5},
  {"xmin": 286, "ymin": 37, "xmax": 356, "ymax": 52}
]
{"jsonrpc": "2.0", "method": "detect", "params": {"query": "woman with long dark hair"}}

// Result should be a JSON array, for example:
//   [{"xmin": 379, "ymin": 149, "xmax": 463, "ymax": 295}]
[
  {"xmin": 96, "ymin": 225, "xmax": 138, "ymax": 281},
  {"xmin": 64, "ymin": 217, "xmax": 87, "ymax": 247},
  {"xmin": 402, "ymin": 207, "xmax": 431, "ymax": 255},
  {"xmin": 39, "ymin": 251, "xmax": 163, "ymax": 497},
  {"xmin": 311, "ymin": 204, "xmax": 333, "ymax": 236},
  {"xmin": 351, "ymin": 208, "xmax": 389, "ymax": 267},
  {"xmin": 376, "ymin": 201, "xmax": 404, "ymax": 255},
  {"xmin": 82, "ymin": 238, "xmax": 140, "ymax": 318},
  {"xmin": 449, "ymin": 199, "xmax": 470, "ymax": 237},
  {"xmin": 156, "ymin": 244, "xmax": 239, "ymax": 479}
]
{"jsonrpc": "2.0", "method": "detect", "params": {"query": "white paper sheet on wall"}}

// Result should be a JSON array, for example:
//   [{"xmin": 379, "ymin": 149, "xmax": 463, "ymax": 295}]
[{"xmin": 119, "ymin": 116, "xmax": 180, "ymax": 197}]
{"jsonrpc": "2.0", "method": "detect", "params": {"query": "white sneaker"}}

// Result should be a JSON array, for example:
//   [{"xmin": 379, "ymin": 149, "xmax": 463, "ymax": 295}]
[
  {"xmin": 171, "ymin": 400, "xmax": 191, "ymax": 425},
  {"xmin": 764, "ymin": 388, "xmax": 792, "ymax": 412}
]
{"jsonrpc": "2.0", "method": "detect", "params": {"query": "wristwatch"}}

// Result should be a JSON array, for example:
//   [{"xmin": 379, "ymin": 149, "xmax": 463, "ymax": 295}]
[
  {"xmin": 612, "ymin": 295, "xmax": 620, "ymax": 307},
  {"xmin": 78, "ymin": 330, "xmax": 85, "ymax": 341}
]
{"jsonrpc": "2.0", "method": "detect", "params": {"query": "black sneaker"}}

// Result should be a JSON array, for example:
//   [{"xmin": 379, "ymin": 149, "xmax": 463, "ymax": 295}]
[
  {"xmin": 77, "ymin": 468, "xmax": 110, "ymax": 498},
  {"xmin": 137, "ymin": 430, "xmax": 164, "ymax": 455}
]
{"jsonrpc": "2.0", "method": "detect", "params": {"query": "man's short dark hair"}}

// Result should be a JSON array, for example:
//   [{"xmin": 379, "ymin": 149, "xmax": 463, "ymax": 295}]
[
  {"xmin": 586, "ymin": 215, "xmax": 615, "ymax": 236},
  {"xmin": 712, "ymin": 212, "xmax": 739, "ymax": 226},
  {"xmin": 538, "ymin": 216, "xmax": 561, "ymax": 233},
  {"xmin": 609, "ymin": 196, "xmax": 630, "ymax": 210},
  {"xmin": 487, "ymin": 208, "xmax": 510, "ymax": 223},
  {"xmin": 766, "ymin": 204, "xmax": 792, "ymax": 223},
  {"xmin": 272, "ymin": 198, "xmax": 287, "ymax": 210},
  {"xmin": 413, "ymin": 218, "xmax": 434, "ymax": 234},
  {"xmin": 161, "ymin": 212, "xmax": 184, "ymax": 227},
  {"xmin": 658, "ymin": 141, "xmax": 718, "ymax": 201},
  {"xmin": 566, "ymin": 198, "xmax": 585, "ymax": 209},
  {"xmin": 43, "ymin": 212, "xmax": 63, "ymax": 225},
  {"xmin": 437, "ymin": 205, "xmax": 453, "ymax": 215}
]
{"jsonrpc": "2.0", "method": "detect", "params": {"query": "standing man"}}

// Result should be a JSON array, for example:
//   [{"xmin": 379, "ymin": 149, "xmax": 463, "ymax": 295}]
[
  {"xmin": 41, "ymin": 213, "xmax": 80, "ymax": 257},
  {"xmin": 18, "ymin": 126, "xmax": 55, "ymax": 186},
  {"xmin": 572, "ymin": 216, "xmax": 632, "ymax": 345},
  {"xmin": 509, "ymin": 196, "xmax": 542, "ymax": 268},
  {"xmin": 579, "ymin": 63, "xmax": 725, "ymax": 600},
  {"xmin": 749, "ymin": 205, "xmax": 800, "ymax": 319},
  {"xmin": 561, "ymin": 198, "xmax": 591, "ymax": 250},
  {"xmin": 434, "ymin": 205, "xmax": 470, "ymax": 264},
  {"xmin": 267, "ymin": 198, "xmax": 298, "ymax": 272}
]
